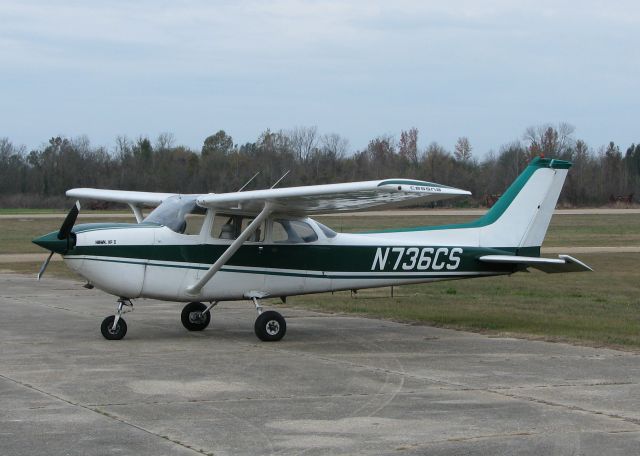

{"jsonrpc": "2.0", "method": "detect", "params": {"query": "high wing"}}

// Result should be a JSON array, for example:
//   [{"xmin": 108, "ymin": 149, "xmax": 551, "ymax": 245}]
[
  {"xmin": 479, "ymin": 254, "xmax": 593, "ymax": 273},
  {"xmin": 65, "ymin": 188, "xmax": 183, "ymax": 222},
  {"xmin": 66, "ymin": 188, "xmax": 178, "ymax": 206},
  {"xmin": 196, "ymin": 179, "xmax": 471, "ymax": 215}
]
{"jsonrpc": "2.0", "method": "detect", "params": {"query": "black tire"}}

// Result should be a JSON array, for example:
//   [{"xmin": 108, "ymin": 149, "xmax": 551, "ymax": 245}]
[
  {"xmin": 101, "ymin": 315, "xmax": 127, "ymax": 340},
  {"xmin": 254, "ymin": 310, "xmax": 286, "ymax": 342},
  {"xmin": 181, "ymin": 302, "xmax": 211, "ymax": 331}
]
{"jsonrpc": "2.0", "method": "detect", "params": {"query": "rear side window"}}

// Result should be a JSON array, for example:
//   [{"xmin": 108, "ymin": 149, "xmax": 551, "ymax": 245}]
[
  {"xmin": 316, "ymin": 221, "xmax": 337, "ymax": 238},
  {"xmin": 272, "ymin": 220, "xmax": 318, "ymax": 243}
]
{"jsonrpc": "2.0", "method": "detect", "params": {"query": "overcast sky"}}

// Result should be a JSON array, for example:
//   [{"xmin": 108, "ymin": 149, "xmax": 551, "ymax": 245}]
[{"xmin": 1, "ymin": 0, "xmax": 638, "ymax": 156}]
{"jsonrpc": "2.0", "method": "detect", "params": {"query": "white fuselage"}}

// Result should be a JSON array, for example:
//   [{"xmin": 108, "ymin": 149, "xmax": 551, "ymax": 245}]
[{"xmin": 63, "ymin": 215, "xmax": 510, "ymax": 302}]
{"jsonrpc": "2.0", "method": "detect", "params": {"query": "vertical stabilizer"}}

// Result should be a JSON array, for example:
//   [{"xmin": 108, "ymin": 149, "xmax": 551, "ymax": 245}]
[{"xmin": 477, "ymin": 158, "xmax": 571, "ymax": 251}]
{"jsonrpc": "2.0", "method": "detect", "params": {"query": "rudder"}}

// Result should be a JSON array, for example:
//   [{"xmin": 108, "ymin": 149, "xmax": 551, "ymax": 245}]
[{"xmin": 478, "ymin": 157, "xmax": 571, "ymax": 252}]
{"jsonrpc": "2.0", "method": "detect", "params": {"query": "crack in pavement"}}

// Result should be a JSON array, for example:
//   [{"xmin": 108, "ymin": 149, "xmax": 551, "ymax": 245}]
[
  {"xmin": 467, "ymin": 381, "xmax": 637, "ymax": 391},
  {"xmin": 84, "ymin": 390, "xmax": 424, "ymax": 408},
  {"xmin": 393, "ymin": 428, "xmax": 640, "ymax": 453},
  {"xmin": 251, "ymin": 344, "xmax": 640, "ymax": 429},
  {"xmin": 77, "ymin": 380, "xmax": 638, "ymax": 408},
  {"xmin": 485, "ymin": 388, "xmax": 640, "ymax": 427},
  {"xmin": 0, "ymin": 373, "xmax": 213, "ymax": 456}
]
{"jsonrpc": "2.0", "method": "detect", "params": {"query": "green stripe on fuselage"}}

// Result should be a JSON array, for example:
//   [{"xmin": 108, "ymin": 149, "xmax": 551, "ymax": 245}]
[
  {"xmin": 66, "ymin": 255, "xmax": 498, "ymax": 280},
  {"xmin": 69, "ymin": 243, "xmax": 517, "ymax": 275}
]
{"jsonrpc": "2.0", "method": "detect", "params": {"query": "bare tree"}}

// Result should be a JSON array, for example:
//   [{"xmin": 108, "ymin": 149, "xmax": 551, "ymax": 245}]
[
  {"xmin": 2, "ymin": 124, "xmax": 639, "ymax": 209},
  {"xmin": 115, "ymin": 135, "xmax": 132, "ymax": 157},
  {"xmin": 422, "ymin": 142, "xmax": 452, "ymax": 183},
  {"xmin": 454, "ymin": 136, "xmax": 472, "ymax": 161},
  {"xmin": 155, "ymin": 132, "xmax": 176, "ymax": 151},
  {"xmin": 290, "ymin": 126, "xmax": 318, "ymax": 161},
  {"xmin": 0, "ymin": 138, "xmax": 26, "ymax": 194},
  {"xmin": 320, "ymin": 133, "xmax": 349, "ymax": 159},
  {"xmin": 495, "ymin": 141, "xmax": 528, "ymax": 188},
  {"xmin": 602, "ymin": 141, "xmax": 625, "ymax": 197},
  {"xmin": 398, "ymin": 128, "xmax": 418, "ymax": 165},
  {"xmin": 72, "ymin": 135, "xmax": 91, "ymax": 155},
  {"xmin": 0, "ymin": 137, "xmax": 18, "ymax": 159},
  {"xmin": 367, "ymin": 135, "xmax": 397, "ymax": 178},
  {"xmin": 524, "ymin": 122, "xmax": 575, "ymax": 158}
]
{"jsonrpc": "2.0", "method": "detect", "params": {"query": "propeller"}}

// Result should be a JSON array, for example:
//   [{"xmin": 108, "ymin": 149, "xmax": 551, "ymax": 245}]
[
  {"xmin": 58, "ymin": 201, "xmax": 81, "ymax": 240},
  {"xmin": 37, "ymin": 201, "xmax": 81, "ymax": 280},
  {"xmin": 37, "ymin": 252, "xmax": 54, "ymax": 281}
]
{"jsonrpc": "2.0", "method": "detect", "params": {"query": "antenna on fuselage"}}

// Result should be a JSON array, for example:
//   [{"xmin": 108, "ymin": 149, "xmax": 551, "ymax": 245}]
[
  {"xmin": 236, "ymin": 171, "xmax": 260, "ymax": 192},
  {"xmin": 270, "ymin": 170, "xmax": 290, "ymax": 189}
]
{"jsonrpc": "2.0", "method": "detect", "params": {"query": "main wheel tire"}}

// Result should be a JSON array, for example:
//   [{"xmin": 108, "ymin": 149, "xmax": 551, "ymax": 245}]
[
  {"xmin": 254, "ymin": 310, "xmax": 286, "ymax": 342},
  {"xmin": 181, "ymin": 302, "xmax": 211, "ymax": 331},
  {"xmin": 101, "ymin": 315, "xmax": 127, "ymax": 340}
]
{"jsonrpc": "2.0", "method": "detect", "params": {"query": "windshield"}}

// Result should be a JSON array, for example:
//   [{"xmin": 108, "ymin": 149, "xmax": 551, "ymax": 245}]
[{"xmin": 144, "ymin": 195, "xmax": 205, "ymax": 233}]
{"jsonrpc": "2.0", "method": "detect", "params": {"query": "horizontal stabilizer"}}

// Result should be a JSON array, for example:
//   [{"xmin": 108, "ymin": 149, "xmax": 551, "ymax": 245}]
[{"xmin": 479, "ymin": 254, "xmax": 593, "ymax": 273}]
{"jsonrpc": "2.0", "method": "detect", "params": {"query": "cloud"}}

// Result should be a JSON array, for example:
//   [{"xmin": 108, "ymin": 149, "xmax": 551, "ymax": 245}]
[{"xmin": 1, "ymin": 0, "xmax": 639, "ymax": 152}]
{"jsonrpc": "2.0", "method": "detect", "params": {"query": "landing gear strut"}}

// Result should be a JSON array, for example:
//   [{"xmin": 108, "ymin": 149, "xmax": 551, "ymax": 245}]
[
  {"xmin": 181, "ymin": 301, "xmax": 216, "ymax": 331},
  {"xmin": 101, "ymin": 298, "xmax": 132, "ymax": 340},
  {"xmin": 252, "ymin": 297, "xmax": 286, "ymax": 342}
]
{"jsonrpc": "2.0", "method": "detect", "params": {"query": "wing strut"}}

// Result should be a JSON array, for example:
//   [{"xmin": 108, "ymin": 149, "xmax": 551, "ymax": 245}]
[
  {"xmin": 128, "ymin": 204, "xmax": 144, "ymax": 223},
  {"xmin": 185, "ymin": 202, "xmax": 274, "ymax": 296}
]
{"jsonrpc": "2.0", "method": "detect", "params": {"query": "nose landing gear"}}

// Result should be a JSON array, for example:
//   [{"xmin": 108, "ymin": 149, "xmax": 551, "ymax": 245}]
[{"xmin": 100, "ymin": 298, "xmax": 133, "ymax": 340}]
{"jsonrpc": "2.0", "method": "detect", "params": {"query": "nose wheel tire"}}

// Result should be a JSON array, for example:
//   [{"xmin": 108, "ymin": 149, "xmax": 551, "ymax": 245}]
[
  {"xmin": 254, "ymin": 310, "xmax": 286, "ymax": 342},
  {"xmin": 101, "ymin": 315, "xmax": 127, "ymax": 340},
  {"xmin": 181, "ymin": 302, "xmax": 211, "ymax": 331}
]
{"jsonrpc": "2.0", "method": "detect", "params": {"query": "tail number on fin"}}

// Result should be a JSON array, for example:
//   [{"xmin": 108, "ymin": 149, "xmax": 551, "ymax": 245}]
[{"xmin": 371, "ymin": 247, "xmax": 462, "ymax": 271}]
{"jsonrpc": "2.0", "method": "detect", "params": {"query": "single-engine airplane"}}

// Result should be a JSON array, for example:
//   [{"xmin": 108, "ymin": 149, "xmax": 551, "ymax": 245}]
[{"xmin": 33, "ymin": 157, "xmax": 591, "ymax": 341}]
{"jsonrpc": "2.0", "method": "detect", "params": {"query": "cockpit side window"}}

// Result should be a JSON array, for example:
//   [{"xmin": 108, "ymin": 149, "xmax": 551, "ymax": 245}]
[
  {"xmin": 210, "ymin": 213, "xmax": 265, "ymax": 242},
  {"xmin": 183, "ymin": 213, "xmax": 207, "ymax": 235},
  {"xmin": 143, "ymin": 196, "xmax": 206, "ymax": 234}
]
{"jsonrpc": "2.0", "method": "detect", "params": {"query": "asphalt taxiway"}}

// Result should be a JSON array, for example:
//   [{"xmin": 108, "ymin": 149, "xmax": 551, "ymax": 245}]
[{"xmin": 1, "ymin": 274, "xmax": 639, "ymax": 455}]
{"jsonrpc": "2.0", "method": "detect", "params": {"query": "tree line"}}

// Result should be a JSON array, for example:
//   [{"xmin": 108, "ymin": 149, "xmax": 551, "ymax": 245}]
[{"xmin": 1, "ymin": 123, "xmax": 639, "ymax": 209}]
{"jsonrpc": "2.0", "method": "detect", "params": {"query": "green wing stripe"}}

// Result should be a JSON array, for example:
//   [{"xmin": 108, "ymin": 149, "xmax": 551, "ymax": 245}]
[{"xmin": 377, "ymin": 179, "xmax": 451, "ymax": 189}]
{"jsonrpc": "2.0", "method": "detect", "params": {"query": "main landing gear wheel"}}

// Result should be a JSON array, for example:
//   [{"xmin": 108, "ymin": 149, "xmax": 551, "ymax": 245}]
[
  {"xmin": 181, "ymin": 302, "xmax": 211, "ymax": 331},
  {"xmin": 101, "ymin": 315, "xmax": 127, "ymax": 340},
  {"xmin": 254, "ymin": 310, "xmax": 286, "ymax": 342}
]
